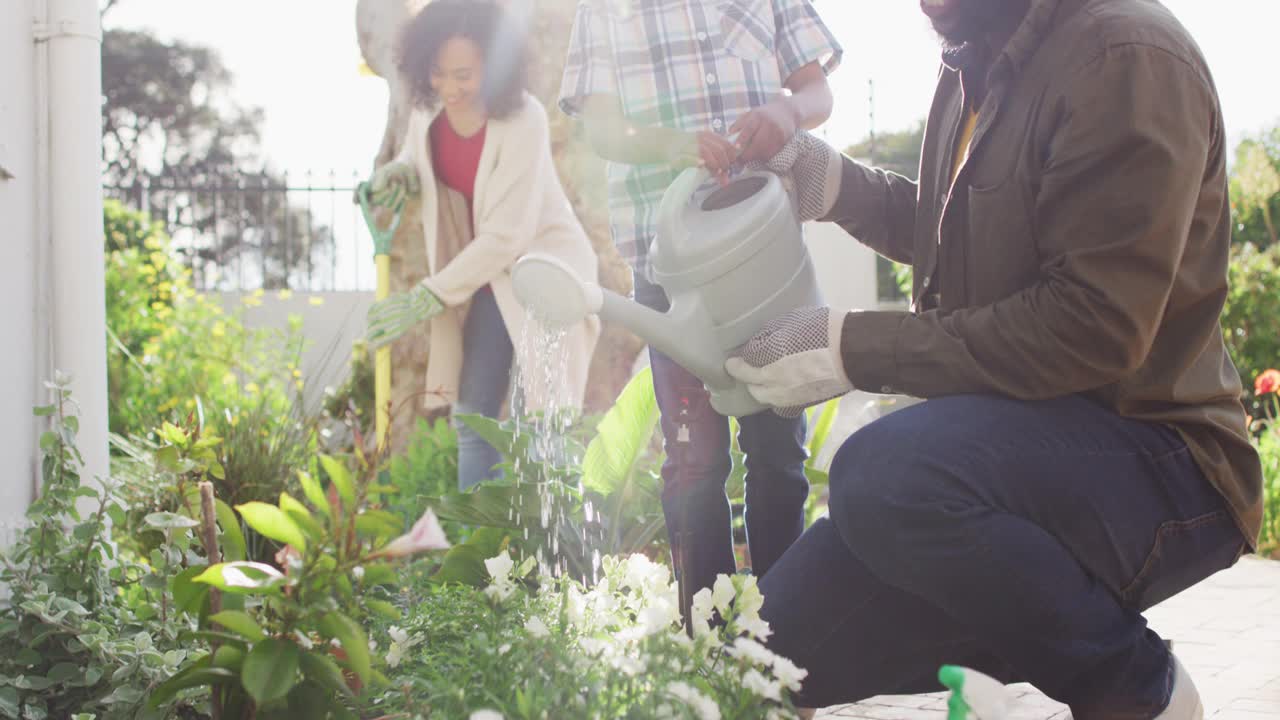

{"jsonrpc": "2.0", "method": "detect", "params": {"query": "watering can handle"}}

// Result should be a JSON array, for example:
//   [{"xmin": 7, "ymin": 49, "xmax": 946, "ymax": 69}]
[{"xmin": 355, "ymin": 181, "xmax": 405, "ymax": 257}]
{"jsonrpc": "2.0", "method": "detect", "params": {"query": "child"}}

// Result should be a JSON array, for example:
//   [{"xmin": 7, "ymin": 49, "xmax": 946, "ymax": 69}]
[{"xmin": 559, "ymin": 0, "xmax": 842, "ymax": 601}]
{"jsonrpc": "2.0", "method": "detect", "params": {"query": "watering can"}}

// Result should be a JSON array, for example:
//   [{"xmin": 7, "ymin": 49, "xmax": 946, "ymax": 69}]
[{"xmin": 511, "ymin": 167, "xmax": 821, "ymax": 417}]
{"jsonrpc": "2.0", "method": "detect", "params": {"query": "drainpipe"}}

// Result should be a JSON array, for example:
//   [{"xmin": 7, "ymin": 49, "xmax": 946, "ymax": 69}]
[{"xmin": 34, "ymin": 0, "xmax": 109, "ymax": 492}]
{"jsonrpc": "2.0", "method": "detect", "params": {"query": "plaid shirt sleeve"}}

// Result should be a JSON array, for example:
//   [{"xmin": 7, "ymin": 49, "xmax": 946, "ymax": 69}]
[
  {"xmin": 771, "ymin": 0, "xmax": 843, "ymax": 81},
  {"xmin": 558, "ymin": 2, "xmax": 619, "ymax": 117}
]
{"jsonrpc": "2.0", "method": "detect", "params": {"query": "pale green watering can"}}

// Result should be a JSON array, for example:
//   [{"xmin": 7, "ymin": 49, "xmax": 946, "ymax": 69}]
[{"xmin": 512, "ymin": 167, "xmax": 821, "ymax": 417}]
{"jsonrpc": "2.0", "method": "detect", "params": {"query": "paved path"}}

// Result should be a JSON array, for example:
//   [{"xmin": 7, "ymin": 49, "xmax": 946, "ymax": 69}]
[{"xmin": 816, "ymin": 557, "xmax": 1280, "ymax": 720}]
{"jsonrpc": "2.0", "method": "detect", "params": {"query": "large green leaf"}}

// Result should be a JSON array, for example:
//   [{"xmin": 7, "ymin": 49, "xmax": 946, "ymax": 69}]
[
  {"xmin": 297, "ymin": 469, "xmax": 332, "ymax": 521},
  {"xmin": 171, "ymin": 566, "xmax": 211, "ymax": 616},
  {"xmin": 318, "ymin": 455, "xmax": 356, "ymax": 510},
  {"xmin": 208, "ymin": 610, "xmax": 266, "ymax": 642},
  {"xmin": 806, "ymin": 398, "xmax": 841, "ymax": 466},
  {"xmin": 582, "ymin": 368, "xmax": 659, "ymax": 497},
  {"xmin": 235, "ymin": 502, "xmax": 307, "ymax": 551},
  {"xmin": 241, "ymin": 638, "xmax": 301, "ymax": 706},
  {"xmin": 433, "ymin": 527, "xmax": 510, "ymax": 586},
  {"xmin": 456, "ymin": 414, "xmax": 527, "ymax": 459},
  {"xmin": 431, "ymin": 483, "xmax": 545, "ymax": 529},
  {"xmin": 144, "ymin": 511, "xmax": 199, "ymax": 530},
  {"xmin": 299, "ymin": 651, "xmax": 354, "ymax": 699},
  {"xmin": 214, "ymin": 498, "xmax": 247, "ymax": 562},
  {"xmin": 319, "ymin": 612, "xmax": 371, "ymax": 686},
  {"xmin": 279, "ymin": 492, "xmax": 324, "ymax": 541},
  {"xmin": 193, "ymin": 562, "xmax": 289, "ymax": 594}
]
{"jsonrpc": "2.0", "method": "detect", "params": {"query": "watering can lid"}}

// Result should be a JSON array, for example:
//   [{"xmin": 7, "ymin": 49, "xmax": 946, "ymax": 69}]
[{"xmin": 650, "ymin": 170, "xmax": 796, "ymax": 287}]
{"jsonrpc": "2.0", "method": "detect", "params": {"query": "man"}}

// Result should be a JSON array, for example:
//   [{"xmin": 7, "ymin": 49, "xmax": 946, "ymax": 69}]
[{"xmin": 724, "ymin": 0, "xmax": 1263, "ymax": 717}]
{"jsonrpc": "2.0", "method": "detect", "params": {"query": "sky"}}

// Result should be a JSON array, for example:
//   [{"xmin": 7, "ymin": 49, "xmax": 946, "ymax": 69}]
[{"xmin": 106, "ymin": 0, "xmax": 1280, "ymax": 180}]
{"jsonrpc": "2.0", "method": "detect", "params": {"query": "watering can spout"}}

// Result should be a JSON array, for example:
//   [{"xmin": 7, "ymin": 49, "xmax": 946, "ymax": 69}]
[{"xmin": 511, "ymin": 253, "xmax": 736, "ymax": 396}]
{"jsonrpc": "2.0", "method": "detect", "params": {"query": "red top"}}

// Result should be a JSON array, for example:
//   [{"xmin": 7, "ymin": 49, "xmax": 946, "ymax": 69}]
[{"xmin": 429, "ymin": 114, "xmax": 487, "ymax": 208}]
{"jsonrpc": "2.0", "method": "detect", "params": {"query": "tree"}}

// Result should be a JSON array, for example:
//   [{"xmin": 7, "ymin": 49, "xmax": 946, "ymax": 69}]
[
  {"xmin": 100, "ymin": 9, "xmax": 333, "ymax": 289},
  {"xmin": 1231, "ymin": 135, "xmax": 1280, "ymax": 250}
]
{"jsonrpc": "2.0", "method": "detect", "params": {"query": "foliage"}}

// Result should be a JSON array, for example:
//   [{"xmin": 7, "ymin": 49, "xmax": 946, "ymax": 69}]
[
  {"xmin": 150, "ymin": 442, "xmax": 451, "ymax": 718},
  {"xmin": 105, "ymin": 200, "xmax": 308, "ymax": 441},
  {"xmin": 0, "ymin": 378, "xmax": 201, "ymax": 719},
  {"xmin": 1222, "ymin": 243, "xmax": 1280, "ymax": 415},
  {"xmin": 385, "ymin": 417, "xmax": 459, "ymax": 528},
  {"xmin": 1230, "ymin": 128, "xmax": 1280, "ymax": 250},
  {"xmin": 323, "ymin": 340, "xmax": 375, "ymax": 429},
  {"xmin": 371, "ymin": 551, "xmax": 808, "ymax": 719},
  {"xmin": 1250, "ymin": 370, "xmax": 1280, "ymax": 555}
]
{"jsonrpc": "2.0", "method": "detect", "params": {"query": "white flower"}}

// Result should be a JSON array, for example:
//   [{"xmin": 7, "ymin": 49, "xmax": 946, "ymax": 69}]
[
  {"xmin": 352, "ymin": 565, "xmax": 365, "ymax": 581},
  {"xmin": 485, "ymin": 550, "xmax": 515, "ymax": 583},
  {"xmin": 386, "ymin": 642, "xmax": 405, "ymax": 668},
  {"xmin": 665, "ymin": 681, "xmax": 721, "ymax": 720},
  {"xmin": 293, "ymin": 631, "xmax": 314, "ymax": 650},
  {"xmin": 388, "ymin": 626, "xmax": 409, "ymax": 645},
  {"xmin": 742, "ymin": 669, "xmax": 782, "ymax": 702},
  {"xmin": 524, "ymin": 615, "xmax": 550, "ymax": 638},
  {"xmin": 711, "ymin": 575, "xmax": 735, "ymax": 614},
  {"xmin": 469, "ymin": 710, "xmax": 503, "ymax": 720},
  {"xmin": 484, "ymin": 580, "xmax": 517, "ymax": 604},
  {"xmin": 729, "ymin": 637, "xmax": 777, "ymax": 668},
  {"xmin": 497, "ymin": 643, "xmax": 511, "ymax": 655},
  {"xmin": 565, "ymin": 586, "xmax": 587, "ymax": 628},
  {"xmin": 578, "ymin": 637, "xmax": 606, "ymax": 657},
  {"xmin": 771, "ymin": 654, "xmax": 808, "ymax": 692},
  {"xmin": 736, "ymin": 575, "xmax": 764, "ymax": 618},
  {"xmin": 638, "ymin": 597, "xmax": 681, "ymax": 636},
  {"xmin": 372, "ymin": 508, "xmax": 451, "ymax": 558},
  {"xmin": 738, "ymin": 615, "xmax": 773, "ymax": 641},
  {"xmin": 690, "ymin": 588, "xmax": 715, "ymax": 637}
]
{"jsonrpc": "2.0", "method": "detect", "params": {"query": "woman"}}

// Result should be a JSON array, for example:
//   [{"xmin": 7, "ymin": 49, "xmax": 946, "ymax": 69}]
[{"xmin": 364, "ymin": 0, "xmax": 600, "ymax": 490}]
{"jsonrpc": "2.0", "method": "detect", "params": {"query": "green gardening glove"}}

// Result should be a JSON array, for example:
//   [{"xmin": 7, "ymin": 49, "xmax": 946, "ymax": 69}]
[
  {"xmin": 359, "ymin": 160, "xmax": 421, "ymax": 210},
  {"xmin": 366, "ymin": 282, "xmax": 444, "ymax": 350}
]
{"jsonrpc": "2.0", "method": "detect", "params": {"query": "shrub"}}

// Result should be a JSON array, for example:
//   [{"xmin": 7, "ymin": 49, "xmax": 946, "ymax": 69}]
[
  {"xmin": 1250, "ymin": 369, "xmax": 1280, "ymax": 555},
  {"xmin": 1222, "ymin": 243, "xmax": 1280, "ymax": 416}
]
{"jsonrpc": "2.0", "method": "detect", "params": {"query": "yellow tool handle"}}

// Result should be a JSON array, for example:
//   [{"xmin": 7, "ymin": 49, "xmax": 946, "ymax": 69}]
[{"xmin": 375, "ymin": 254, "xmax": 392, "ymax": 449}]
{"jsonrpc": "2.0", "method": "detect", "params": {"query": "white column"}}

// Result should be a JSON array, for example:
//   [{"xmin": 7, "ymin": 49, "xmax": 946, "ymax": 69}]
[
  {"xmin": 0, "ymin": 0, "xmax": 41, "ymax": 544},
  {"xmin": 45, "ymin": 0, "xmax": 108, "ymax": 490}
]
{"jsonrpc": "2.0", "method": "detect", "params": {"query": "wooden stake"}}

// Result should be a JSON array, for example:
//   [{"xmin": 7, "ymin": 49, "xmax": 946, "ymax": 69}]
[{"xmin": 198, "ymin": 481, "xmax": 224, "ymax": 720}]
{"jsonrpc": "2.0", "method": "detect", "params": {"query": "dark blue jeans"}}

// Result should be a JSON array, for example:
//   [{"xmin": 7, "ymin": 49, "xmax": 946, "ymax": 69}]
[
  {"xmin": 760, "ymin": 394, "xmax": 1246, "ymax": 719},
  {"xmin": 635, "ymin": 274, "xmax": 809, "ymax": 599},
  {"xmin": 455, "ymin": 288, "xmax": 513, "ymax": 491}
]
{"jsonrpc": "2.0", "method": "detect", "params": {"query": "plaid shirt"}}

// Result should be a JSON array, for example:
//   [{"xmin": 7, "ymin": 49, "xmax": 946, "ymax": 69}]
[{"xmin": 559, "ymin": 0, "xmax": 842, "ymax": 268}]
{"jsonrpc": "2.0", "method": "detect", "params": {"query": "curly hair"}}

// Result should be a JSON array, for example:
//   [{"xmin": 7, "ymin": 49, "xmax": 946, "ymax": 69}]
[{"xmin": 397, "ymin": 0, "xmax": 530, "ymax": 120}]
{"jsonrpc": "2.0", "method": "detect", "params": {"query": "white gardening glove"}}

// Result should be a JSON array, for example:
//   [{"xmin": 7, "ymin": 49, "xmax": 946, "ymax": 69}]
[
  {"xmin": 747, "ymin": 131, "xmax": 843, "ymax": 222},
  {"xmin": 363, "ymin": 160, "xmax": 421, "ymax": 209},
  {"xmin": 365, "ymin": 281, "xmax": 444, "ymax": 350},
  {"xmin": 724, "ymin": 306, "xmax": 853, "ymax": 418}
]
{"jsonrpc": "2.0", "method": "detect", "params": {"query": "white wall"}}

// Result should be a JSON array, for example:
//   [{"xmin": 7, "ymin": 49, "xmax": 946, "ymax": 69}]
[{"xmin": 0, "ymin": 0, "xmax": 40, "ymax": 545}]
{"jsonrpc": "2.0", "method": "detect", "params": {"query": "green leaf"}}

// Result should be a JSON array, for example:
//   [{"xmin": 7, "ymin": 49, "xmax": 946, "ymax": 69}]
[
  {"xmin": 144, "ymin": 511, "xmax": 199, "ymax": 530},
  {"xmin": 212, "ymin": 645, "xmax": 246, "ymax": 672},
  {"xmin": 172, "ymin": 566, "xmax": 211, "ymax": 616},
  {"xmin": 361, "ymin": 563, "xmax": 398, "ymax": 587},
  {"xmin": 299, "ymin": 651, "xmax": 354, "ymax": 698},
  {"xmin": 456, "ymin": 414, "xmax": 526, "ymax": 459},
  {"xmin": 582, "ymin": 368, "xmax": 659, "ymax": 497},
  {"xmin": 364, "ymin": 598, "xmax": 401, "ymax": 621},
  {"xmin": 193, "ymin": 562, "xmax": 289, "ymax": 594},
  {"xmin": 353, "ymin": 510, "xmax": 402, "ymax": 540},
  {"xmin": 432, "ymin": 483, "xmax": 544, "ymax": 529},
  {"xmin": 214, "ymin": 499, "xmax": 246, "ymax": 562},
  {"xmin": 806, "ymin": 398, "xmax": 841, "ymax": 466},
  {"xmin": 159, "ymin": 422, "xmax": 187, "ymax": 446},
  {"xmin": 241, "ymin": 638, "xmax": 301, "ymax": 706},
  {"xmin": 208, "ymin": 610, "xmax": 266, "ymax": 642},
  {"xmin": 318, "ymin": 455, "xmax": 355, "ymax": 510},
  {"xmin": 234, "ymin": 502, "xmax": 307, "ymax": 551},
  {"xmin": 147, "ymin": 661, "xmax": 234, "ymax": 709},
  {"xmin": 318, "ymin": 612, "xmax": 370, "ymax": 686},
  {"xmin": 0, "ymin": 687, "xmax": 18, "ymax": 718},
  {"xmin": 279, "ymin": 493, "xmax": 324, "ymax": 540},
  {"xmin": 32, "ymin": 405, "xmax": 55, "ymax": 417},
  {"xmin": 297, "ymin": 469, "xmax": 332, "ymax": 521},
  {"xmin": 433, "ymin": 527, "xmax": 509, "ymax": 587}
]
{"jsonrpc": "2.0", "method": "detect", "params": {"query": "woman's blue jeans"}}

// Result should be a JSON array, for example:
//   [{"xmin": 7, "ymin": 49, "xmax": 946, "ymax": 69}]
[
  {"xmin": 634, "ymin": 274, "xmax": 810, "ymax": 599},
  {"xmin": 759, "ymin": 394, "xmax": 1246, "ymax": 718},
  {"xmin": 454, "ymin": 289, "xmax": 513, "ymax": 491}
]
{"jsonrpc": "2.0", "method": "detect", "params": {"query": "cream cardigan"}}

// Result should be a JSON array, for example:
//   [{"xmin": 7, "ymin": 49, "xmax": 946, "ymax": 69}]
[{"xmin": 397, "ymin": 94, "xmax": 601, "ymax": 412}]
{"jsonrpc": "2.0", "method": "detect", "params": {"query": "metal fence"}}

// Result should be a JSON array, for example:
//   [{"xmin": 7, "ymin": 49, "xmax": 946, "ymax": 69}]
[{"xmin": 105, "ymin": 171, "xmax": 378, "ymax": 292}]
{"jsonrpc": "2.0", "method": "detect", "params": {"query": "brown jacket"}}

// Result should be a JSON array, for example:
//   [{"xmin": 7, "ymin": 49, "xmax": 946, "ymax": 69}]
[{"xmin": 829, "ymin": 0, "xmax": 1263, "ymax": 547}]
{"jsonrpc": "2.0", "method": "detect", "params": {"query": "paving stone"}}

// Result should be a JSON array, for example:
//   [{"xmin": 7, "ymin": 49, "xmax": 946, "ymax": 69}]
[{"xmin": 812, "ymin": 558, "xmax": 1280, "ymax": 720}]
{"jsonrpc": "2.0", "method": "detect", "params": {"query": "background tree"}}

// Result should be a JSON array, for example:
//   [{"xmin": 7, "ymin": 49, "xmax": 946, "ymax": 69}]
[
  {"xmin": 845, "ymin": 122, "xmax": 925, "ymax": 302},
  {"xmin": 100, "ymin": 2, "xmax": 333, "ymax": 289},
  {"xmin": 1231, "ymin": 134, "xmax": 1280, "ymax": 250}
]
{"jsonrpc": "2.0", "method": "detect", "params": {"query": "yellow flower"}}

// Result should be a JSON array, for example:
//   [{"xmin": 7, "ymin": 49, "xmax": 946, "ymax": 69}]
[
  {"xmin": 157, "ymin": 397, "xmax": 180, "ymax": 413},
  {"xmin": 308, "ymin": 296, "xmax": 325, "ymax": 307},
  {"xmin": 253, "ymin": 288, "xmax": 265, "ymax": 298},
  {"xmin": 292, "ymin": 369, "xmax": 302, "ymax": 379},
  {"xmin": 245, "ymin": 382, "xmax": 260, "ymax": 395},
  {"xmin": 242, "ymin": 295, "xmax": 263, "ymax": 308},
  {"xmin": 277, "ymin": 289, "xmax": 294, "ymax": 301},
  {"xmin": 185, "ymin": 399, "xmax": 196, "ymax": 410},
  {"xmin": 150, "ymin": 252, "xmax": 167, "ymax": 270},
  {"xmin": 222, "ymin": 372, "xmax": 237, "ymax": 386},
  {"xmin": 295, "ymin": 379, "xmax": 305, "ymax": 392},
  {"xmin": 211, "ymin": 322, "xmax": 226, "ymax": 338}
]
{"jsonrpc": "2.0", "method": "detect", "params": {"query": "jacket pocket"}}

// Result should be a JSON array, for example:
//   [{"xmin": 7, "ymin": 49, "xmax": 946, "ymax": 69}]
[
  {"xmin": 719, "ymin": 0, "xmax": 775, "ymax": 62},
  {"xmin": 1120, "ymin": 509, "xmax": 1245, "ymax": 611},
  {"xmin": 963, "ymin": 179, "xmax": 1039, "ymax": 305}
]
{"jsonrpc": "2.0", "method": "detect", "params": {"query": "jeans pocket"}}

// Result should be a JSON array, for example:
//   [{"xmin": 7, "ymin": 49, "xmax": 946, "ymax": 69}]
[{"xmin": 1121, "ymin": 510, "xmax": 1245, "ymax": 610}]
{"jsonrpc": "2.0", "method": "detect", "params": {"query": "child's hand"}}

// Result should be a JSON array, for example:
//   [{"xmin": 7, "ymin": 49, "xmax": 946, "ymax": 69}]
[
  {"xmin": 669, "ymin": 131, "xmax": 739, "ymax": 185},
  {"xmin": 732, "ymin": 101, "xmax": 800, "ymax": 163}
]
